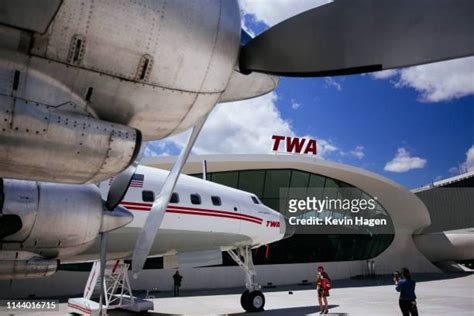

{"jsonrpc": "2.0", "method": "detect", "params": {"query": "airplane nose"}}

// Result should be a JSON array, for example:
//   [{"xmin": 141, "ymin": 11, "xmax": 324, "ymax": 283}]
[{"xmin": 279, "ymin": 213, "xmax": 296, "ymax": 239}]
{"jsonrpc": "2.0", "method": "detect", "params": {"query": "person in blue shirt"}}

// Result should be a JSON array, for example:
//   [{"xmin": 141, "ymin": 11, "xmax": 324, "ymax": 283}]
[{"xmin": 394, "ymin": 268, "xmax": 418, "ymax": 316}]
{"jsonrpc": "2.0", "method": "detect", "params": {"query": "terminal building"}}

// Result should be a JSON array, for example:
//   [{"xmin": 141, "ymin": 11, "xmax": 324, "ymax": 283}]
[
  {"xmin": 2, "ymin": 154, "xmax": 473, "ymax": 297},
  {"xmin": 412, "ymin": 171, "xmax": 474, "ymax": 270}
]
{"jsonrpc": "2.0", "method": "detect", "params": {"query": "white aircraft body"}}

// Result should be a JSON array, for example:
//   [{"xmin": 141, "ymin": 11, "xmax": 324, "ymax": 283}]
[
  {"xmin": 85, "ymin": 166, "xmax": 285, "ymax": 262},
  {"xmin": 1, "ymin": 165, "xmax": 288, "ymax": 312}
]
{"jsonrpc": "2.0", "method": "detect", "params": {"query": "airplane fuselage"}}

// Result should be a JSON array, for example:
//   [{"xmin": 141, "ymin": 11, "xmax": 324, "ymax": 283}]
[{"xmin": 71, "ymin": 166, "xmax": 285, "ymax": 263}]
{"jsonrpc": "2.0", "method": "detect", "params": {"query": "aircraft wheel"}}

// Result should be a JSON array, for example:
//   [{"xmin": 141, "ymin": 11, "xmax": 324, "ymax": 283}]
[
  {"xmin": 240, "ymin": 290, "xmax": 250, "ymax": 311},
  {"xmin": 247, "ymin": 290, "xmax": 265, "ymax": 312}
]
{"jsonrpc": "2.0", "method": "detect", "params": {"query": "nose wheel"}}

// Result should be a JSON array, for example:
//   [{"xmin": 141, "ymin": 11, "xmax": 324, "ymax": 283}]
[{"xmin": 228, "ymin": 247, "xmax": 266, "ymax": 312}]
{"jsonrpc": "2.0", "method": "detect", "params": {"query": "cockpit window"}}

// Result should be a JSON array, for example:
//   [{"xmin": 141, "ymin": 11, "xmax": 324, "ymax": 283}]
[
  {"xmin": 190, "ymin": 193, "xmax": 201, "ymax": 205},
  {"xmin": 251, "ymin": 196, "xmax": 260, "ymax": 204}
]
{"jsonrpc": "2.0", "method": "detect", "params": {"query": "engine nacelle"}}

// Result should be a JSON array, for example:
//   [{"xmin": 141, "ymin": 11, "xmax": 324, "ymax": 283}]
[
  {"xmin": 0, "ymin": 251, "xmax": 58, "ymax": 280},
  {"xmin": 1, "ymin": 179, "xmax": 103, "ymax": 255},
  {"xmin": 0, "ymin": 95, "xmax": 141, "ymax": 184}
]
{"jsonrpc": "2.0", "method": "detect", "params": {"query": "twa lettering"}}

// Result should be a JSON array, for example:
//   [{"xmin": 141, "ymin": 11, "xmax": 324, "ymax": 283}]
[
  {"xmin": 266, "ymin": 220, "xmax": 280, "ymax": 228},
  {"xmin": 271, "ymin": 135, "xmax": 317, "ymax": 155}
]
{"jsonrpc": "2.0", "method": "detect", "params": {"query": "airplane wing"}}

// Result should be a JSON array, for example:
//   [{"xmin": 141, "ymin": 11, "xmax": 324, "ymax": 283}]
[
  {"xmin": 0, "ymin": 0, "xmax": 62, "ymax": 33},
  {"xmin": 239, "ymin": 0, "xmax": 474, "ymax": 76}
]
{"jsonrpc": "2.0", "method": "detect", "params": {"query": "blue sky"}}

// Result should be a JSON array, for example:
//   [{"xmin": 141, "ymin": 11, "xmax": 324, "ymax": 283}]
[
  {"xmin": 146, "ymin": 1, "xmax": 474, "ymax": 189},
  {"xmin": 274, "ymin": 72, "xmax": 473, "ymax": 188}
]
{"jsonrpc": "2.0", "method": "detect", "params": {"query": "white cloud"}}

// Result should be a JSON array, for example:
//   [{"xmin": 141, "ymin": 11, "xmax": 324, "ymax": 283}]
[
  {"xmin": 146, "ymin": 92, "xmax": 340, "ymax": 158},
  {"xmin": 461, "ymin": 146, "xmax": 474, "ymax": 172},
  {"xmin": 371, "ymin": 56, "xmax": 474, "ymax": 102},
  {"xmin": 384, "ymin": 148, "xmax": 427, "ymax": 173},
  {"xmin": 324, "ymin": 77, "xmax": 342, "ymax": 91},
  {"xmin": 451, "ymin": 145, "xmax": 474, "ymax": 174},
  {"xmin": 239, "ymin": 0, "xmax": 332, "ymax": 27},
  {"xmin": 370, "ymin": 69, "xmax": 398, "ymax": 80},
  {"xmin": 350, "ymin": 146, "xmax": 365, "ymax": 160},
  {"xmin": 317, "ymin": 139, "xmax": 339, "ymax": 156},
  {"xmin": 291, "ymin": 99, "xmax": 301, "ymax": 110}
]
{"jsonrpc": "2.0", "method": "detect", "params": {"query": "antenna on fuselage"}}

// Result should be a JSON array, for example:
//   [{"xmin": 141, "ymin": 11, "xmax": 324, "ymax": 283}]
[{"xmin": 202, "ymin": 159, "xmax": 207, "ymax": 181}]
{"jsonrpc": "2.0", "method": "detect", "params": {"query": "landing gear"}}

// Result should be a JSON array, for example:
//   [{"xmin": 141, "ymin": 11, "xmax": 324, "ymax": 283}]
[{"xmin": 227, "ymin": 247, "xmax": 265, "ymax": 312}]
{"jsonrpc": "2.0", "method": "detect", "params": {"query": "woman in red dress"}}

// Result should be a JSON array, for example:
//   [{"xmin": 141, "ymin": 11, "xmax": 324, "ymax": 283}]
[{"xmin": 316, "ymin": 265, "xmax": 331, "ymax": 314}]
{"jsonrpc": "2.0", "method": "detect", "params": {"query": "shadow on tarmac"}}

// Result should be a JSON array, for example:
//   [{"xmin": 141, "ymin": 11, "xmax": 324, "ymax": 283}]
[
  {"xmin": 128, "ymin": 272, "xmax": 471, "ymax": 300},
  {"xmin": 105, "ymin": 304, "xmax": 344, "ymax": 316},
  {"xmin": 230, "ymin": 304, "xmax": 344, "ymax": 316}
]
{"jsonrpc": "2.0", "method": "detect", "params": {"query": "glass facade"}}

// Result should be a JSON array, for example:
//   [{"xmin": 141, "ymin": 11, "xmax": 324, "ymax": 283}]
[{"xmin": 193, "ymin": 169, "xmax": 394, "ymax": 265}]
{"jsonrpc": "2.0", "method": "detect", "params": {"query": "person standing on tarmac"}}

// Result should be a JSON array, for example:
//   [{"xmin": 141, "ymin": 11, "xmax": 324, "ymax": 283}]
[
  {"xmin": 394, "ymin": 267, "xmax": 418, "ymax": 316},
  {"xmin": 316, "ymin": 265, "xmax": 331, "ymax": 314},
  {"xmin": 173, "ymin": 271, "xmax": 183, "ymax": 297}
]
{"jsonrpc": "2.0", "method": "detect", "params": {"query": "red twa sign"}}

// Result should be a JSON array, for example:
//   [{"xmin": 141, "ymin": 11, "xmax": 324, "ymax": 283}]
[{"xmin": 271, "ymin": 135, "xmax": 317, "ymax": 155}]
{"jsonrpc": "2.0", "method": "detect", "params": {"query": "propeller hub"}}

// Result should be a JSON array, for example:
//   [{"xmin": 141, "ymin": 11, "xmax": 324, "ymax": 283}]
[{"xmin": 100, "ymin": 206, "xmax": 134, "ymax": 233}]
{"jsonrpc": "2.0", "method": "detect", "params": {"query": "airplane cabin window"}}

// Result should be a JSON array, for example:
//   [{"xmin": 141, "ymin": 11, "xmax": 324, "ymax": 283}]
[
  {"xmin": 211, "ymin": 196, "xmax": 221, "ymax": 206},
  {"xmin": 190, "ymin": 194, "xmax": 201, "ymax": 205},
  {"xmin": 170, "ymin": 192, "xmax": 179, "ymax": 204},
  {"xmin": 142, "ymin": 190, "xmax": 155, "ymax": 202},
  {"xmin": 251, "ymin": 196, "xmax": 260, "ymax": 204}
]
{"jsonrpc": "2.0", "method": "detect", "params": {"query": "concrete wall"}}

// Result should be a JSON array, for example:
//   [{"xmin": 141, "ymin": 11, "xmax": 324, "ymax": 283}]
[{"xmin": 1, "ymin": 260, "xmax": 368, "ymax": 298}]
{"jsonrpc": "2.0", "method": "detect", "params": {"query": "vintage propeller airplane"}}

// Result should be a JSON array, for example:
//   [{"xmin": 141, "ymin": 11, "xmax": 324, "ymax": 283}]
[
  {"xmin": 0, "ymin": 0, "xmax": 473, "ymax": 313},
  {"xmin": 2, "ymin": 165, "xmax": 290, "ymax": 312}
]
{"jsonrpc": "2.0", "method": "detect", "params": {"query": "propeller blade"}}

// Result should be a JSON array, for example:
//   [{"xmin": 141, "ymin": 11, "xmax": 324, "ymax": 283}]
[
  {"xmin": 131, "ymin": 115, "xmax": 208, "ymax": 278},
  {"xmin": 240, "ymin": 0, "xmax": 474, "ymax": 77},
  {"xmin": 104, "ymin": 163, "xmax": 138, "ymax": 210},
  {"xmin": 98, "ymin": 232, "xmax": 108, "ymax": 315}
]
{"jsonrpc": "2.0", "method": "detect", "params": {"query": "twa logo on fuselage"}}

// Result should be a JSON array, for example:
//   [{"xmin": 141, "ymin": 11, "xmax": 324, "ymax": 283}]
[
  {"xmin": 266, "ymin": 221, "xmax": 280, "ymax": 228},
  {"xmin": 271, "ymin": 135, "xmax": 317, "ymax": 155}
]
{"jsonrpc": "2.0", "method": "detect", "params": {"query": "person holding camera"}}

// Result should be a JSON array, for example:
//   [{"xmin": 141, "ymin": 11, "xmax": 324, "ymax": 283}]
[
  {"xmin": 316, "ymin": 265, "xmax": 331, "ymax": 314},
  {"xmin": 393, "ymin": 268, "xmax": 418, "ymax": 316}
]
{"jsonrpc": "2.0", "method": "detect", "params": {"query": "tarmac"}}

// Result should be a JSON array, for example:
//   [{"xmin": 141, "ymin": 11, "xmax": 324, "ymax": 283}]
[{"xmin": 1, "ymin": 273, "xmax": 473, "ymax": 316}]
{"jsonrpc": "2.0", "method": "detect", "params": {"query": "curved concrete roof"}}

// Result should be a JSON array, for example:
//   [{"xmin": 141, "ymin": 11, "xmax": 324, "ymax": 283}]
[{"xmin": 143, "ymin": 154, "xmax": 439, "ymax": 273}]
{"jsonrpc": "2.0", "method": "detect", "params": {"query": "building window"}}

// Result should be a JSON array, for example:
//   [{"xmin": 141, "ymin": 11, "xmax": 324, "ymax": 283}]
[
  {"xmin": 190, "ymin": 194, "xmax": 201, "ymax": 205},
  {"xmin": 251, "ymin": 196, "xmax": 260, "ymax": 204},
  {"xmin": 142, "ymin": 190, "xmax": 155, "ymax": 202},
  {"xmin": 192, "ymin": 168, "xmax": 395, "ymax": 264},
  {"xmin": 211, "ymin": 196, "xmax": 221, "ymax": 206},
  {"xmin": 238, "ymin": 170, "xmax": 265, "ymax": 196},
  {"xmin": 170, "ymin": 193, "xmax": 179, "ymax": 204}
]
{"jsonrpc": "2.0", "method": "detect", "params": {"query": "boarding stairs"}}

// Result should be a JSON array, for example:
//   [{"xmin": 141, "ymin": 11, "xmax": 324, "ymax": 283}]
[{"xmin": 68, "ymin": 260, "xmax": 153, "ymax": 315}]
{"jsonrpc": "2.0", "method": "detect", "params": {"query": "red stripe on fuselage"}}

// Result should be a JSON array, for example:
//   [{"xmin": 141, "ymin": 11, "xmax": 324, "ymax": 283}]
[
  {"xmin": 169, "ymin": 205, "xmax": 262, "ymax": 222},
  {"xmin": 166, "ymin": 209, "xmax": 262, "ymax": 224},
  {"xmin": 121, "ymin": 201, "xmax": 152, "ymax": 207},
  {"xmin": 119, "ymin": 202, "xmax": 263, "ymax": 224}
]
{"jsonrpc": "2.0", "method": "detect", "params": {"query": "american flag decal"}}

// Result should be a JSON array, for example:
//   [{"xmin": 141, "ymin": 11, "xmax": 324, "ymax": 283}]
[{"xmin": 129, "ymin": 173, "xmax": 144, "ymax": 188}]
